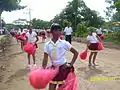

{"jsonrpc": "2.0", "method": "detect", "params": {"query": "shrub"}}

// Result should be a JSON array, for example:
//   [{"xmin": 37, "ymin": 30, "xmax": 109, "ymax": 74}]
[
  {"xmin": 0, "ymin": 35, "xmax": 12, "ymax": 52},
  {"xmin": 75, "ymin": 23, "xmax": 87, "ymax": 37},
  {"xmin": 87, "ymin": 26, "xmax": 97, "ymax": 32}
]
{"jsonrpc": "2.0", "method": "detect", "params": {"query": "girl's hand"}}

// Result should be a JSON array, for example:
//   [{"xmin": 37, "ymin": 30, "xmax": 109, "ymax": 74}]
[
  {"xmin": 62, "ymin": 63, "xmax": 71, "ymax": 69},
  {"xmin": 66, "ymin": 63, "xmax": 72, "ymax": 67}
]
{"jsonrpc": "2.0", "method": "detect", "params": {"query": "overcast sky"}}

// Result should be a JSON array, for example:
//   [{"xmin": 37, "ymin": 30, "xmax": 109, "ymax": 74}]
[{"xmin": 1, "ymin": 0, "xmax": 108, "ymax": 23}]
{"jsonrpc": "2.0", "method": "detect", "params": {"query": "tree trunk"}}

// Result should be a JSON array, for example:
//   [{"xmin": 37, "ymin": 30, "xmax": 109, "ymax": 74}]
[{"xmin": 0, "ymin": 11, "xmax": 3, "ymax": 29}]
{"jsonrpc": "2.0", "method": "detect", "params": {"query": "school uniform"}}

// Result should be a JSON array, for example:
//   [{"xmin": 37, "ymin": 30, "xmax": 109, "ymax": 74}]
[
  {"xmin": 26, "ymin": 31, "xmax": 38, "ymax": 48},
  {"xmin": 64, "ymin": 27, "xmax": 73, "ymax": 44},
  {"xmin": 41, "ymin": 30, "xmax": 46, "ymax": 39},
  {"xmin": 44, "ymin": 39, "xmax": 74, "ymax": 84},
  {"xmin": 19, "ymin": 31, "xmax": 27, "ymax": 45},
  {"xmin": 87, "ymin": 33, "xmax": 99, "ymax": 52},
  {"xmin": 96, "ymin": 29, "xmax": 102, "ymax": 37}
]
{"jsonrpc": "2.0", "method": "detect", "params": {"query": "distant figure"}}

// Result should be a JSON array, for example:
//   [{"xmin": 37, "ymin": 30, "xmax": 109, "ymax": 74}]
[
  {"xmin": 64, "ymin": 24, "xmax": 73, "ymax": 44},
  {"xmin": 96, "ymin": 28, "xmax": 103, "ymax": 37},
  {"xmin": 41, "ymin": 29, "xmax": 46, "ymax": 42},
  {"xmin": 19, "ymin": 28, "xmax": 26, "ymax": 51},
  {"xmin": 46, "ymin": 29, "xmax": 51, "ymax": 37},
  {"xmin": 86, "ymin": 30, "xmax": 102, "ymax": 66},
  {"xmin": 96, "ymin": 28, "xmax": 104, "ymax": 40}
]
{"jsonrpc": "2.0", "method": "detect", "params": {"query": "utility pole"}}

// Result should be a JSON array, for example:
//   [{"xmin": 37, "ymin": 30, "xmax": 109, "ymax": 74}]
[
  {"xmin": 28, "ymin": 8, "xmax": 32, "ymax": 26},
  {"xmin": 23, "ymin": 8, "xmax": 32, "ymax": 26}
]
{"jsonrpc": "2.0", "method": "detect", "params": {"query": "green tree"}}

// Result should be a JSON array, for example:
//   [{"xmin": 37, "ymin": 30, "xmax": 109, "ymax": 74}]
[
  {"xmin": 31, "ymin": 18, "xmax": 50, "ymax": 29},
  {"xmin": 0, "ymin": 0, "xmax": 25, "ymax": 28},
  {"xmin": 52, "ymin": 0, "xmax": 104, "ymax": 30},
  {"xmin": 76, "ymin": 23, "xmax": 87, "ymax": 37},
  {"xmin": 112, "ymin": 12, "xmax": 120, "ymax": 21}
]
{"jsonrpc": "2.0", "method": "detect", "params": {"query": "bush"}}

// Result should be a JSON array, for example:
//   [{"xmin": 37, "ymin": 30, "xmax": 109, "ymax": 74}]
[
  {"xmin": 87, "ymin": 26, "xmax": 97, "ymax": 32},
  {"xmin": 0, "ymin": 35, "xmax": 12, "ymax": 52},
  {"xmin": 75, "ymin": 23, "xmax": 87, "ymax": 37},
  {"xmin": 104, "ymin": 32, "xmax": 120, "ymax": 44}
]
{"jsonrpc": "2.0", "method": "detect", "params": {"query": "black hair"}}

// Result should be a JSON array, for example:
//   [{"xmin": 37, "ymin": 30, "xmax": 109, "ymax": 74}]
[
  {"xmin": 50, "ymin": 23, "xmax": 62, "ymax": 32},
  {"xmin": 88, "ymin": 30, "xmax": 93, "ymax": 33},
  {"xmin": 20, "ymin": 28, "xmax": 23, "ymax": 32}
]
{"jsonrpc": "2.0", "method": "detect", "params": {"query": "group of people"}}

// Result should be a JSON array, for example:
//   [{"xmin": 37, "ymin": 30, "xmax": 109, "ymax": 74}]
[{"xmin": 12, "ymin": 24, "xmax": 104, "ymax": 90}]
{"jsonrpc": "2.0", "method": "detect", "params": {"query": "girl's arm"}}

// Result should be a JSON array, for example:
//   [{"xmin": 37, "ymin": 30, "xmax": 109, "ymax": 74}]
[
  {"xmin": 36, "ymin": 36, "xmax": 39, "ymax": 43},
  {"xmin": 86, "ymin": 40, "xmax": 90, "ymax": 51},
  {"xmin": 96, "ymin": 35, "xmax": 102, "ymax": 42},
  {"xmin": 25, "ymin": 36, "xmax": 28, "ymax": 43},
  {"xmin": 42, "ymin": 53, "xmax": 48, "ymax": 68},
  {"xmin": 70, "ymin": 47, "xmax": 78, "ymax": 66}
]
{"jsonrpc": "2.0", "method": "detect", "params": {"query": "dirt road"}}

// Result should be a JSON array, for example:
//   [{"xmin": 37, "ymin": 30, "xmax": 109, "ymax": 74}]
[{"xmin": 0, "ymin": 37, "xmax": 120, "ymax": 90}]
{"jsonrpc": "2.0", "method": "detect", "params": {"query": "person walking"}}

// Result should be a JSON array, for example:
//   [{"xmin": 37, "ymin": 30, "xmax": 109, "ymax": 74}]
[{"xmin": 64, "ymin": 24, "xmax": 73, "ymax": 44}]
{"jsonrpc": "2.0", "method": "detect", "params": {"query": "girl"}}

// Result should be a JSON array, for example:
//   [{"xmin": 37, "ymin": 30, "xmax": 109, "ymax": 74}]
[
  {"xmin": 41, "ymin": 29, "xmax": 46, "ymax": 42},
  {"xmin": 26, "ymin": 28, "xmax": 39, "ymax": 66},
  {"xmin": 86, "ymin": 30, "xmax": 102, "ymax": 66},
  {"xmin": 19, "ymin": 28, "xmax": 26, "ymax": 51},
  {"xmin": 42, "ymin": 23, "xmax": 78, "ymax": 90}
]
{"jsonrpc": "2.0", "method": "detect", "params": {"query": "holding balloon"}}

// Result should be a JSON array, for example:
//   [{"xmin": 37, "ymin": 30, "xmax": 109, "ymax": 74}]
[
  {"xmin": 86, "ymin": 30, "xmax": 102, "ymax": 66},
  {"xmin": 42, "ymin": 23, "xmax": 78, "ymax": 90},
  {"xmin": 25, "ymin": 27, "xmax": 39, "ymax": 67}
]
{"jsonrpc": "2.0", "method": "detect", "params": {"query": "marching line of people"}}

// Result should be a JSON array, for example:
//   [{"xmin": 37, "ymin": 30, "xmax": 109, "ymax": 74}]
[{"xmin": 11, "ymin": 23, "xmax": 104, "ymax": 90}]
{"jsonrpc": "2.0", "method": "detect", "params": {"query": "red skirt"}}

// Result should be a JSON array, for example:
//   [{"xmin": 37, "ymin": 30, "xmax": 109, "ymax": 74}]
[
  {"xmin": 97, "ymin": 34, "xmax": 102, "ymax": 37},
  {"xmin": 88, "ymin": 43, "xmax": 98, "ymax": 50},
  {"xmin": 52, "ymin": 64, "xmax": 74, "ymax": 81},
  {"xmin": 42, "ymin": 36, "xmax": 46, "ymax": 39}
]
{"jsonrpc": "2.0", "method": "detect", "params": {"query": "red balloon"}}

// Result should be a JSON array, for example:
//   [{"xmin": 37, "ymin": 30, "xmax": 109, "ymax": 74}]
[
  {"xmin": 21, "ymin": 33, "xmax": 26, "ymax": 37},
  {"xmin": 98, "ymin": 42, "xmax": 104, "ymax": 51},
  {"xmin": 79, "ymin": 51, "xmax": 87, "ymax": 60},
  {"xmin": 100, "ymin": 34, "xmax": 104, "ymax": 40},
  {"xmin": 17, "ymin": 35, "xmax": 26, "ymax": 41},
  {"xmin": 23, "ymin": 43, "xmax": 36, "ymax": 55}
]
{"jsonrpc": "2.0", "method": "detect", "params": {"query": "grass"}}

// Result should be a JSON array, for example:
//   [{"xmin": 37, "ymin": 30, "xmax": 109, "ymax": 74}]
[{"xmin": 104, "ymin": 37, "xmax": 120, "ymax": 44}]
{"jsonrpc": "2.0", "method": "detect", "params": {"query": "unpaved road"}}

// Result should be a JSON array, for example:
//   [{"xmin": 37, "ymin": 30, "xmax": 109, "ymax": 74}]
[{"xmin": 0, "ymin": 37, "xmax": 120, "ymax": 90}]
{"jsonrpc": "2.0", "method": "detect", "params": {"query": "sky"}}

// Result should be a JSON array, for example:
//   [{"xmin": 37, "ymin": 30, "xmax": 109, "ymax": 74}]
[{"xmin": 1, "ymin": 0, "xmax": 108, "ymax": 23}]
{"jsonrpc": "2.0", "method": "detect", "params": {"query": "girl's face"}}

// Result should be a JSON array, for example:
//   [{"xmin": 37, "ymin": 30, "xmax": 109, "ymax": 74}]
[
  {"xmin": 51, "ymin": 29, "xmax": 61, "ymax": 38},
  {"xmin": 88, "ymin": 31, "xmax": 92, "ymax": 35},
  {"xmin": 29, "ymin": 29, "xmax": 32, "ymax": 33}
]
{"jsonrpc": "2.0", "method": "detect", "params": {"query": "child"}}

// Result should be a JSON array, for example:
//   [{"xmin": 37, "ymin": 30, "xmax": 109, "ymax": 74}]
[
  {"xmin": 41, "ymin": 29, "xmax": 46, "ymax": 42},
  {"xmin": 96, "ymin": 28, "xmax": 104, "ymax": 40},
  {"xmin": 42, "ymin": 23, "xmax": 78, "ymax": 90},
  {"xmin": 64, "ymin": 24, "xmax": 73, "ymax": 44},
  {"xmin": 46, "ymin": 29, "xmax": 51, "ymax": 37},
  {"xmin": 86, "ymin": 30, "xmax": 102, "ymax": 66},
  {"xmin": 19, "ymin": 28, "xmax": 26, "ymax": 51},
  {"xmin": 26, "ymin": 27, "xmax": 39, "ymax": 66},
  {"xmin": 96, "ymin": 28, "xmax": 103, "ymax": 37}
]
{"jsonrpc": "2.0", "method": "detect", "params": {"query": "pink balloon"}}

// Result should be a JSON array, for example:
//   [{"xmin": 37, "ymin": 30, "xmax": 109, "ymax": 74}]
[{"xmin": 29, "ymin": 67, "xmax": 58, "ymax": 89}]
